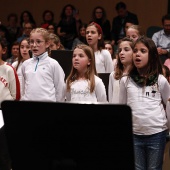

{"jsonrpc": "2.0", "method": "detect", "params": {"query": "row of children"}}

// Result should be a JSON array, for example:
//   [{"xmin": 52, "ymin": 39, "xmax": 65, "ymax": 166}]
[{"xmin": 0, "ymin": 21, "xmax": 170, "ymax": 170}]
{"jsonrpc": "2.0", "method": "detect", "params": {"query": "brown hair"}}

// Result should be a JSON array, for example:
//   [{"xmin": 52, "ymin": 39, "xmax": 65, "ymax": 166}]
[
  {"xmin": 114, "ymin": 37, "xmax": 134, "ymax": 80},
  {"xmin": 129, "ymin": 36, "xmax": 163, "ymax": 87},
  {"xmin": 16, "ymin": 38, "xmax": 30, "ymax": 71},
  {"xmin": 87, "ymin": 22, "xmax": 105, "ymax": 51},
  {"xmin": 66, "ymin": 44, "xmax": 97, "ymax": 93}
]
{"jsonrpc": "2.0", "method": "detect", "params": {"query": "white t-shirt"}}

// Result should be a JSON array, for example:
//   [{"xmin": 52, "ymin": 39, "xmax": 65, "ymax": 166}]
[{"xmin": 65, "ymin": 75, "xmax": 107, "ymax": 103}]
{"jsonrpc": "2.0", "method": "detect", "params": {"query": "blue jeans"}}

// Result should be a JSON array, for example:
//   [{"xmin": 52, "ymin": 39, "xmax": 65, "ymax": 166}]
[{"xmin": 133, "ymin": 130, "xmax": 167, "ymax": 170}]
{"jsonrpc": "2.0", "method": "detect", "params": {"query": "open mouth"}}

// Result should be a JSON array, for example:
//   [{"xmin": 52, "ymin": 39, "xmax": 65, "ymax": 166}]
[
  {"xmin": 32, "ymin": 49, "xmax": 38, "ymax": 52},
  {"xmin": 87, "ymin": 38, "xmax": 92, "ymax": 41},
  {"xmin": 135, "ymin": 58, "xmax": 141, "ymax": 62}
]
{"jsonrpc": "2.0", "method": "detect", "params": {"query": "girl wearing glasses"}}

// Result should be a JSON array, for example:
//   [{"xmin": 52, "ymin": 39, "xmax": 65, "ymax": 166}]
[
  {"xmin": 20, "ymin": 28, "xmax": 65, "ymax": 102},
  {"xmin": 90, "ymin": 6, "xmax": 111, "ymax": 40}
]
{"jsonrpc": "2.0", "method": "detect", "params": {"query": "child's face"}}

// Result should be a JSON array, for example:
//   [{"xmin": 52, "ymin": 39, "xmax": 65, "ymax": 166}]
[
  {"xmin": 118, "ymin": 41, "xmax": 133, "ymax": 66},
  {"xmin": 11, "ymin": 45, "xmax": 19, "ymax": 58},
  {"xmin": 47, "ymin": 25, "xmax": 55, "ymax": 33},
  {"xmin": 49, "ymin": 40, "xmax": 59, "ymax": 51},
  {"xmin": 80, "ymin": 27, "xmax": 86, "ymax": 37},
  {"xmin": 29, "ymin": 32, "xmax": 50, "ymax": 56},
  {"xmin": 20, "ymin": 40, "xmax": 30, "ymax": 60},
  {"xmin": 86, "ymin": 25, "xmax": 101, "ymax": 47},
  {"xmin": 44, "ymin": 12, "xmax": 52, "ymax": 22},
  {"xmin": 126, "ymin": 28, "xmax": 139, "ymax": 42},
  {"xmin": 23, "ymin": 12, "xmax": 30, "ymax": 22},
  {"xmin": 72, "ymin": 48, "xmax": 90, "ymax": 72},
  {"xmin": 133, "ymin": 42, "xmax": 149, "ymax": 70},
  {"xmin": 24, "ymin": 23, "xmax": 33, "ymax": 36},
  {"xmin": 105, "ymin": 44, "xmax": 113, "ymax": 55}
]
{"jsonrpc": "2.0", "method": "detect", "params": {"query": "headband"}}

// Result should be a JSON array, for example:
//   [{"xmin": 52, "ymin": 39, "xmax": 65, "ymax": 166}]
[{"xmin": 91, "ymin": 22, "xmax": 103, "ymax": 35}]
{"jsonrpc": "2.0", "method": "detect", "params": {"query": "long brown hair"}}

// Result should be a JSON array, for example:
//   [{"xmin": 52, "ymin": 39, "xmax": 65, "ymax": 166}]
[
  {"xmin": 114, "ymin": 37, "xmax": 134, "ymax": 80},
  {"xmin": 66, "ymin": 44, "xmax": 97, "ymax": 93},
  {"xmin": 92, "ymin": 6, "xmax": 107, "ymax": 24},
  {"xmin": 129, "ymin": 36, "xmax": 163, "ymax": 87},
  {"xmin": 87, "ymin": 22, "xmax": 105, "ymax": 51},
  {"xmin": 16, "ymin": 38, "xmax": 30, "ymax": 71}
]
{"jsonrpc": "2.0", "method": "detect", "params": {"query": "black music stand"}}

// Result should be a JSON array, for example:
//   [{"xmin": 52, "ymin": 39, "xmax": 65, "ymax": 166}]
[
  {"xmin": 1, "ymin": 100, "xmax": 135, "ymax": 170},
  {"xmin": 51, "ymin": 50, "xmax": 73, "ymax": 79}
]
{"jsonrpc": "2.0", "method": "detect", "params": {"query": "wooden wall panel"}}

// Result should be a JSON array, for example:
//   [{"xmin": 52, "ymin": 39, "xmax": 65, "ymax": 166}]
[{"xmin": 0, "ymin": 0, "xmax": 168, "ymax": 34}]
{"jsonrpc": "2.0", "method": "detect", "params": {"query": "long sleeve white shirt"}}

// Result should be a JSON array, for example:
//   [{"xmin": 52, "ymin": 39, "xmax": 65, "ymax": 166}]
[
  {"xmin": 119, "ymin": 75, "xmax": 170, "ymax": 135},
  {"xmin": 0, "ymin": 62, "xmax": 20, "ymax": 107},
  {"xmin": 108, "ymin": 71, "xmax": 120, "ymax": 103},
  {"xmin": 21, "ymin": 52, "xmax": 65, "ymax": 102},
  {"xmin": 95, "ymin": 49, "xmax": 114, "ymax": 73}
]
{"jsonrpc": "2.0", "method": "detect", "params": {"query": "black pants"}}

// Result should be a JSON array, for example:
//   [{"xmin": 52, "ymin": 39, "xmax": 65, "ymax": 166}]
[{"xmin": 0, "ymin": 126, "xmax": 11, "ymax": 170}]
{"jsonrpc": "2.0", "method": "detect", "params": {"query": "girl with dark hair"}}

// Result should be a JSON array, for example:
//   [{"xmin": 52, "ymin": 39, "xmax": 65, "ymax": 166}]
[
  {"xmin": 90, "ymin": 6, "xmax": 111, "ymax": 40},
  {"xmin": 108, "ymin": 37, "xmax": 134, "ymax": 103},
  {"xmin": 72, "ymin": 23, "xmax": 88, "ymax": 50},
  {"xmin": 86, "ymin": 22, "xmax": 113, "ymax": 73},
  {"xmin": 57, "ymin": 4, "xmax": 82, "ymax": 50},
  {"xmin": 12, "ymin": 38, "xmax": 31, "ymax": 94},
  {"xmin": 40, "ymin": 10, "xmax": 57, "ymax": 29},
  {"xmin": 19, "ymin": 10, "xmax": 36, "ymax": 29},
  {"xmin": 119, "ymin": 36, "xmax": 170, "ymax": 170}
]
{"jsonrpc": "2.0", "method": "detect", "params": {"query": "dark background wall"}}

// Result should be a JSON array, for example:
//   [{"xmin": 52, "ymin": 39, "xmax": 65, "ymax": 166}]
[{"xmin": 0, "ymin": 0, "xmax": 168, "ymax": 33}]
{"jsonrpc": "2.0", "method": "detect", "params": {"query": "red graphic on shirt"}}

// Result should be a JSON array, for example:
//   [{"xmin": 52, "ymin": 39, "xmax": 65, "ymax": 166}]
[{"xmin": 0, "ymin": 76, "xmax": 8, "ymax": 87}]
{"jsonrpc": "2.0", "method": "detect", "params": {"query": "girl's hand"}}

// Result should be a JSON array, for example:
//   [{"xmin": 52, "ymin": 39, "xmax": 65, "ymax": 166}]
[{"xmin": 157, "ymin": 47, "xmax": 168, "ymax": 55}]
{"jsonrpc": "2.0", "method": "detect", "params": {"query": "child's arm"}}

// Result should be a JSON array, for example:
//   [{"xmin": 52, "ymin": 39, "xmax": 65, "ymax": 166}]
[
  {"xmin": 104, "ymin": 50, "xmax": 114, "ymax": 73},
  {"xmin": 64, "ymin": 81, "xmax": 71, "ymax": 101},
  {"xmin": 95, "ymin": 78, "xmax": 108, "ymax": 102},
  {"xmin": 119, "ymin": 77, "xmax": 127, "ymax": 104},
  {"xmin": 9, "ymin": 65, "xmax": 20, "ymax": 100},
  {"xmin": 20, "ymin": 63, "xmax": 26, "ymax": 99},
  {"xmin": 53, "ymin": 63, "xmax": 66, "ymax": 102},
  {"xmin": 166, "ymin": 99, "xmax": 170, "ymax": 130},
  {"xmin": 108, "ymin": 72, "xmax": 114, "ymax": 103},
  {"xmin": 160, "ymin": 76, "xmax": 170, "ymax": 105},
  {"xmin": 161, "ymin": 76, "xmax": 170, "ymax": 130}
]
